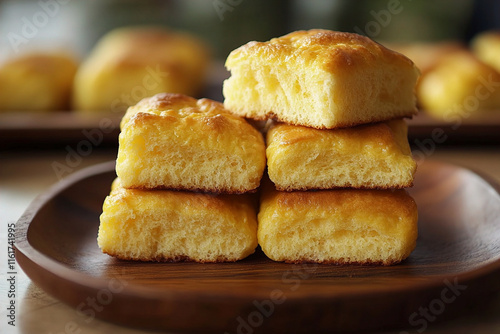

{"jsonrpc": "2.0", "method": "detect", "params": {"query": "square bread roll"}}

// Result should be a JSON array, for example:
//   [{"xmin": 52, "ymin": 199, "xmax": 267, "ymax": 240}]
[
  {"xmin": 472, "ymin": 30, "xmax": 500, "ymax": 73},
  {"xmin": 98, "ymin": 183, "xmax": 258, "ymax": 262},
  {"xmin": 417, "ymin": 50, "xmax": 500, "ymax": 118},
  {"xmin": 223, "ymin": 29, "xmax": 419, "ymax": 129},
  {"xmin": 258, "ymin": 184, "xmax": 418, "ymax": 265},
  {"xmin": 116, "ymin": 93, "xmax": 266, "ymax": 193},
  {"xmin": 266, "ymin": 119, "xmax": 416, "ymax": 191},
  {"xmin": 72, "ymin": 26, "xmax": 210, "ymax": 112},
  {"xmin": 0, "ymin": 53, "xmax": 77, "ymax": 111}
]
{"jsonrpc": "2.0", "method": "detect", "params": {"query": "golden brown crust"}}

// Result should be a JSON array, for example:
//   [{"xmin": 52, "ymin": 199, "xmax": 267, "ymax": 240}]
[
  {"xmin": 281, "ymin": 258, "xmax": 404, "ymax": 266},
  {"xmin": 239, "ymin": 30, "xmax": 415, "ymax": 70},
  {"xmin": 102, "ymin": 250, "xmax": 239, "ymax": 263},
  {"xmin": 247, "ymin": 110, "xmax": 417, "ymax": 130},
  {"xmin": 111, "ymin": 182, "xmax": 255, "ymax": 213},
  {"xmin": 274, "ymin": 182, "xmax": 414, "ymax": 192},
  {"xmin": 269, "ymin": 187, "xmax": 416, "ymax": 214},
  {"xmin": 268, "ymin": 120, "xmax": 401, "ymax": 147},
  {"xmin": 121, "ymin": 92, "xmax": 241, "ymax": 129},
  {"xmin": 127, "ymin": 184, "xmax": 258, "ymax": 195}
]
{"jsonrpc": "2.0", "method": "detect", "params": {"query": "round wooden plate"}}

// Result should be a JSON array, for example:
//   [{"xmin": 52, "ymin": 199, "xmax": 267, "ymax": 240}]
[{"xmin": 15, "ymin": 160, "xmax": 500, "ymax": 333}]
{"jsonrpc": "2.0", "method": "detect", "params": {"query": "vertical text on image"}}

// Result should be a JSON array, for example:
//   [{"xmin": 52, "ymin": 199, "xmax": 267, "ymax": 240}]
[{"xmin": 6, "ymin": 222, "xmax": 17, "ymax": 327}]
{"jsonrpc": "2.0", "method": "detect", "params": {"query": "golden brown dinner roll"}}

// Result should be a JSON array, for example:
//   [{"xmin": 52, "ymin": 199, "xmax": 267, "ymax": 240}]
[
  {"xmin": 98, "ymin": 185, "xmax": 258, "ymax": 262},
  {"xmin": 116, "ymin": 93, "xmax": 266, "ymax": 193},
  {"xmin": 73, "ymin": 26, "xmax": 210, "ymax": 112},
  {"xmin": 471, "ymin": 30, "xmax": 500, "ymax": 73},
  {"xmin": 258, "ymin": 184, "xmax": 418, "ymax": 265},
  {"xmin": 0, "ymin": 52, "xmax": 77, "ymax": 111},
  {"xmin": 223, "ymin": 29, "xmax": 419, "ymax": 129},
  {"xmin": 417, "ymin": 50, "xmax": 500, "ymax": 119},
  {"xmin": 266, "ymin": 119, "xmax": 416, "ymax": 191}
]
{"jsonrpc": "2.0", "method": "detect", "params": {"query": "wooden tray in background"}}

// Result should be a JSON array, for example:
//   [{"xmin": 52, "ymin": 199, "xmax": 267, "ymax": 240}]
[
  {"xmin": 1, "ymin": 110, "xmax": 499, "ymax": 149},
  {"xmin": 407, "ymin": 111, "xmax": 500, "ymax": 144},
  {"xmin": 15, "ymin": 160, "xmax": 500, "ymax": 333},
  {"xmin": 0, "ymin": 111, "xmax": 122, "ymax": 148}
]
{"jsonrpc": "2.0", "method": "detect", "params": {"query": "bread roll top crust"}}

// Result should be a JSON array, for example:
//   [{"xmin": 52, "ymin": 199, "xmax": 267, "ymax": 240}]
[{"xmin": 228, "ymin": 30, "xmax": 415, "ymax": 71}]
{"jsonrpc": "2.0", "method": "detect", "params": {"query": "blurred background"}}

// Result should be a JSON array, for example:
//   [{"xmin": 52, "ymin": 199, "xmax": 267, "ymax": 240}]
[{"xmin": 1, "ymin": 0, "xmax": 499, "ymax": 61}]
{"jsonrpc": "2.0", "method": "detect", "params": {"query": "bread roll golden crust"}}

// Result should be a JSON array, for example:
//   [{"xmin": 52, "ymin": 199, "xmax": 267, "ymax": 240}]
[
  {"xmin": 98, "ymin": 185, "xmax": 258, "ymax": 262},
  {"xmin": 72, "ymin": 26, "xmax": 210, "ymax": 112},
  {"xmin": 0, "ymin": 53, "xmax": 77, "ymax": 111},
  {"xmin": 258, "ymin": 185, "xmax": 418, "ymax": 265},
  {"xmin": 472, "ymin": 31, "xmax": 500, "ymax": 73},
  {"xmin": 417, "ymin": 51, "xmax": 500, "ymax": 118},
  {"xmin": 223, "ymin": 29, "xmax": 419, "ymax": 129},
  {"xmin": 266, "ymin": 119, "xmax": 416, "ymax": 191},
  {"xmin": 116, "ymin": 93, "xmax": 266, "ymax": 193}
]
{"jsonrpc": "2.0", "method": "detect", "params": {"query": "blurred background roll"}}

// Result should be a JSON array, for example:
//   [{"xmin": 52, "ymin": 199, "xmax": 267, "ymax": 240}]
[
  {"xmin": 72, "ymin": 26, "xmax": 211, "ymax": 113},
  {"xmin": 0, "ymin": 52, "xmax": 77, "ymax": 111}
]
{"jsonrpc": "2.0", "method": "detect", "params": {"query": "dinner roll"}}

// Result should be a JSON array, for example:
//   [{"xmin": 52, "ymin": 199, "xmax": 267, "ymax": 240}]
[
  {"xmin": 258, "ymin": 184, "xmax": 418, "ymax": 265},
  {"xmin": 0, "ymin": 52, "xmax": 77, "ymax": 111},
  {"xmin": 98, "ymin": 185, "xmax": 258, "ymax": 262},
  {"xmin": 417, "ymin": 51, "xmax": 500, "ymax": 118},
  {"xmin": 471, "ymin": 30, "xmax": 500, "ymax": 73},
  {"xmin": 73, "ymin": 26, "xmax": 210, "ymax": 112},
  {"xmin": 266, "ymin": 119, "xmax": 416, "ymax": 191},
  {"xmin": 223, "ymin": 29, "xmax": 419, "ymax": 129},
  {"xmin": 116, "ymin": 93, "xmax": 266, "ymax": 193}
]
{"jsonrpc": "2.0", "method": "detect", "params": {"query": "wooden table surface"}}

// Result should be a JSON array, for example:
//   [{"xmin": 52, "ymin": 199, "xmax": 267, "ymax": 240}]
[{"xmin": 1, "ymin": 146, "xmax": 500, "ymax": 334}]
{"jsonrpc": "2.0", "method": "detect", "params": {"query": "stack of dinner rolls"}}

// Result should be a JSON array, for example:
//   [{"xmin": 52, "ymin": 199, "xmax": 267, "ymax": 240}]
[
  {"xmin": 223, "ymin": 30, "xmax": 420, "ymax": 265},
  {"xmin": 98, "ymin": 29, "xmax": 420, "ymax": 266},
  {"xmin": 97, "ymin": 93, "xmax": 265, "ymax": 262}
]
